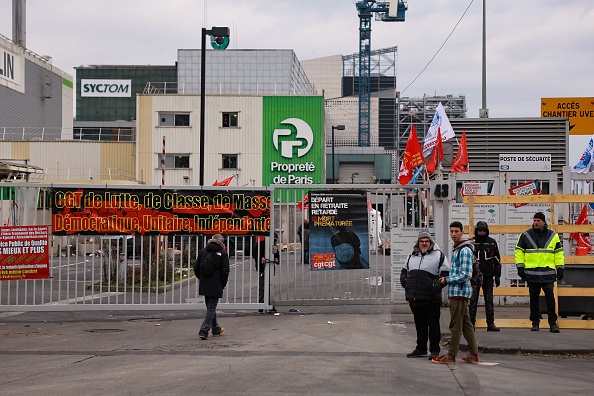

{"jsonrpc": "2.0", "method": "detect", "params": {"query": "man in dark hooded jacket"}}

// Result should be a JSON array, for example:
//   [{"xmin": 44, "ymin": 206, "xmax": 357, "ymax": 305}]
[
  {"xmin": 469, "ymin": 221, "xmax": 502, "ymax": 331},
  {"xmin": 400, "ymin": 231, "xmax": 450, "ymax": 360},
  {"xmin": 195, "ymin": 234, "xmax": 230, "ymax": 340}
]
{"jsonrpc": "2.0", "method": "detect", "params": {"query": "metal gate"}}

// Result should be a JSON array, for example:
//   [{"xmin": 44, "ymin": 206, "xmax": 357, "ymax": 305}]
[
  {"xmin": 0, "ymin": 183, "xmax": 431, "ymax": 311},
  {"xmin": 269, "ymin": 183, "xmax": 431, "ymax": 306}
]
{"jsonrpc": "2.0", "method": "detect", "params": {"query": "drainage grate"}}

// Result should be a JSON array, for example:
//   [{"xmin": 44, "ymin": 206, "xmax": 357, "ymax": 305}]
[
  {"xmin": 385, "ymin": 320, "xmax": 414, "ymax": 325},
  {"xmin": 85, "ymin": 329, "xmax": 126, "ymax": 333}
]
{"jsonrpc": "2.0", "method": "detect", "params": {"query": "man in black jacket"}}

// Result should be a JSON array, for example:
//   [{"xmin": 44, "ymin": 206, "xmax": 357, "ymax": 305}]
[
  {"xmin": 469, "ymin": 221, "xmax": 502, "ymax": 331},
  {"xmin": 400, "ymin": 231, "xmax": 450, "ymax": 360},
  {"xmin": 195, "ymin": 234, "xmax": 230, "ymax": 340}
]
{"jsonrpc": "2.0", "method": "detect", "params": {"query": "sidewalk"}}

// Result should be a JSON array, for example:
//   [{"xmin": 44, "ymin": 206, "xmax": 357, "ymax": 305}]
[{"xmin": 0, "ymin": 304, "xmax": 593, "ymax": 395}]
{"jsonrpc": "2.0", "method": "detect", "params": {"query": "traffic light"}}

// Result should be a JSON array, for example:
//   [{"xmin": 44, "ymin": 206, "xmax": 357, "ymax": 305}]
[{"xmin": 210, "ymin": 27, "xmax": 230, "ymax": 50}]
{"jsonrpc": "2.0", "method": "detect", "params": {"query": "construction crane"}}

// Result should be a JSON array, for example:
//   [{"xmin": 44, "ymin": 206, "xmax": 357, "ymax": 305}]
[{"xmin": 355, "ymin": 0, "xmax": 407, "ymax": 147}]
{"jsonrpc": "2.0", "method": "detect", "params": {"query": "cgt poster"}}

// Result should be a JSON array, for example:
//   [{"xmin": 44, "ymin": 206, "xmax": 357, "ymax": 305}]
[
  {"xmin": 308, "ymin": 190, "xmax": 369, "ymax": 270},
  {"xmin": 51, "ymin": 188, "xmax": 270, "ymax": 236},
  {"xmin": 0, "ymin": 226, "xmax": 49, "ymax": 281}
]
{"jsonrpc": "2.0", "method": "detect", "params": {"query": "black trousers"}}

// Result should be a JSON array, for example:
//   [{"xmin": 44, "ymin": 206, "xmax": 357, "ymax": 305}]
[
  {"xmin": 410, "ymin": 301, "xmax": 441, "ymax": 354},
  {"xmin": 469, "ymin": 277, "xmax": 495, "ymax": 325},
  {"xmin": 528, "ymin": 282, "xmax": 557, "ymax": 325}
]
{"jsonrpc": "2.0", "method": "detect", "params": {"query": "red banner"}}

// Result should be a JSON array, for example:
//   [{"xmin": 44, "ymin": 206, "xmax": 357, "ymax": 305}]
[
  {"xmin": 0, "ymin": 226, "xmax": 49, "ymax": 281},
  {"xmin": 51, "ymin": 188, "xmax": 271, "ymax": 236}
]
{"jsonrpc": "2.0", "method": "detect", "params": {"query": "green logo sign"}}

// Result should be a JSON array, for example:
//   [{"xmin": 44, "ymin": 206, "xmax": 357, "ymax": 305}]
[{"xmin": 262, "ymin": 96, "xmax": 324, "ymax": 185}]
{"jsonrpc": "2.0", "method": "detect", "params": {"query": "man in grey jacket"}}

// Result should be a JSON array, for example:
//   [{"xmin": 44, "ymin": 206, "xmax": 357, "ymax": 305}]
[{"xmin": 400, "ymin": 231, "xmax": 450, "ymax": 360}]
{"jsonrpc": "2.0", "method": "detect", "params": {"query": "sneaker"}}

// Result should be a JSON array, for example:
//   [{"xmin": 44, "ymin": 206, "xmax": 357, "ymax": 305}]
[
  {"xmin": 432, "ymin": 354, "xmax": 456, "ymax": 364},
  {"xmin": 406, "ymin": 349, "xmax": 428, "ymax": 358},
  {"xmin": 428, "ymin": 352, "xmax": 439, "ymax": 360},
  {"xmin": 461, "ymin": 353, "xmax": 479, "ymax": 364},
  {"xmin": 550, "ymin": 324, "xmax": 560, "ymax": 333},
  {"xmin": 213, "ymin": 327, "xmax": 225, "ymax": 337},
  {"xmin": 487, "ymin": 324, "xmax": 500, "ymax": 332},
  {"xmin": 199, "ymin": 334, "xmax": 210, "ymax": 340},
  {"xmin": 531, "ymin": 322, "xmax": 539, "ymax": 332}
]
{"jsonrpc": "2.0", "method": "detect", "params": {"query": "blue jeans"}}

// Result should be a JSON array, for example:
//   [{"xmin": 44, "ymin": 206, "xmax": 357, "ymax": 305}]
[{"xmin": 199, "ymin": 296, "xmax": 222, "ymax": 336}]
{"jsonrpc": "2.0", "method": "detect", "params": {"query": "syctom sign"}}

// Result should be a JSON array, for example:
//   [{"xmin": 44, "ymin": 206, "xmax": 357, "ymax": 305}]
[
  {"xmin": 81, "ymin": 79, "xmax": 132, "ymax": 97},
  {"xmin": 262, "ymin": 96, "xmax": 324, "ymax": 185}
]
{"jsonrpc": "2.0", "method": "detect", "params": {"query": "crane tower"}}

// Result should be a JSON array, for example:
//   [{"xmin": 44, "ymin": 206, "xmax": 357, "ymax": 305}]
[{"xmin": 356, "ymin": 0, "xmax": 407, "ymax": 147}]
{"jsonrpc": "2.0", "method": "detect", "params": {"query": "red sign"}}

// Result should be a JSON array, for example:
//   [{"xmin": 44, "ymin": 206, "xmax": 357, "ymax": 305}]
[
  {"xmin": 311, "ymin": 253, "xmax": 336, "ymax": 270},
  {"xmin": 509, "ymin": 181, "xmax": 539, "ymax": 208},
  {"xmin": 0, "ymin": 226, "xmax": 50, "ymax": 281}
]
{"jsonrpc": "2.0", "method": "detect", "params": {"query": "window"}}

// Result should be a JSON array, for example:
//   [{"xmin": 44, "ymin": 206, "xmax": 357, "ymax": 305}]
[
  {"xmin": 222, "ymin": 154, "xmax": 238, "ymax": 169},
  {"xmin": 222, "ymin": 112, "xmax": 239, "ymax": 128},
  {"xmin": 159, "ymin": 112, "xmax": 190, "ymax": 127},
  {"xmin": 163, "ymin": 154, "xmax": 190, "ymax": 169}
]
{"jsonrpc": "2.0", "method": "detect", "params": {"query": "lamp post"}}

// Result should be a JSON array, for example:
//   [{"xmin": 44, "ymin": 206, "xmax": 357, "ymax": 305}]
[
  {"xmin": 351, "ymin": 172, "xmax": 359, "ymax": 184},
  {"xmin": 331, "ymin": 125, "xmax": 345, "ymax": 183},
  {"xmin": 199, "ymin": 26, "xmax": 230, "ymax": 186}
]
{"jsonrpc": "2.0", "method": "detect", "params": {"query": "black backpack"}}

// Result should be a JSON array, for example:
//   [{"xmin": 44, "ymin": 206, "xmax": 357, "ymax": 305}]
[
  {"xmin": 456, "ymin": 246, "xmax": 483, "ymax": 288},
  {"xmin": 200, "ymin": 251, "xmax": 218, "ymax": 277}
]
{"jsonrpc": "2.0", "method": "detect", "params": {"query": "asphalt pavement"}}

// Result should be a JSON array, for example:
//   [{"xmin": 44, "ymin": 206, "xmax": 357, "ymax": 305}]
[{"xmin": 1, "ymin": 304, "xmax": 593, "ymax": 395}]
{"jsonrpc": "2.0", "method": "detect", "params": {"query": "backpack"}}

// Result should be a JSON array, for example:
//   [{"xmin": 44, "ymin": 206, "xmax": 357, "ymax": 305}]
[
  {"xmin": 456, "ymin": 246, "xmax": 483, "ymax": 288},
  {"xmin": 200, "ymin": 251, "xmax": 218, "ymax": 277}
]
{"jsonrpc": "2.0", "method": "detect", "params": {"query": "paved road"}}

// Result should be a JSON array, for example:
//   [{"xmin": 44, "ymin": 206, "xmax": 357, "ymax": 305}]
[{"xmin": 1, "ymin": 305, "xmax": 593, "ymax": 395}]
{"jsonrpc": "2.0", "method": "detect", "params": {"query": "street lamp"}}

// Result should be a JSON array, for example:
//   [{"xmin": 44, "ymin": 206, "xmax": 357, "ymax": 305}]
[
  {"xmin": 199, "ymin": 26, "xmax": 230, "ymax": 186},
  {"xmin": 331, "ymin": 125, "xmax": 345, "ymax": 183},
  {"xmin": 351, "ymin": 172, "xmax": 359, "ymax": 184}
]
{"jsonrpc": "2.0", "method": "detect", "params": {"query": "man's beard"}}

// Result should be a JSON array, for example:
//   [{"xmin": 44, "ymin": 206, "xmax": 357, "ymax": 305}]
[{"xmin": 420, "ymin": 247, "xmax": 429, "ymax": 254}]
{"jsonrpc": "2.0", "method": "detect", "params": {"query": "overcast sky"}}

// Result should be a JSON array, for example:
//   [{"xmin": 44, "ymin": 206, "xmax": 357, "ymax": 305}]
[{"xmin": 1, "ymin": 0, "xmax": 593, "ymax": 120}]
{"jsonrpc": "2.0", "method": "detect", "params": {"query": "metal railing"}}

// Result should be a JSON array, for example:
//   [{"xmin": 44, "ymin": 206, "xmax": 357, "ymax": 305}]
[{"xmin": 0, "ymin": 127, "xmax": 135, "ymax": 142}]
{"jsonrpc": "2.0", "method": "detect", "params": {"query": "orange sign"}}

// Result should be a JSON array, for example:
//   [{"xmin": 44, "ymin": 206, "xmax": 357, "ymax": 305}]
[{"xmin": 541, "ymin": 97, "xmax": 594, "ymax": 135}]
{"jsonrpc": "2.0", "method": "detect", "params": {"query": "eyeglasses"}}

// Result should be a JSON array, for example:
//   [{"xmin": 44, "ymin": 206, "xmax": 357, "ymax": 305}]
[
  {"xmin": 419, "ymin": 239, "xmax": 431, "ymax": 243},
  {"xmin": 477, "ymin": 229, "xmax": 487, "ymax": 232}
]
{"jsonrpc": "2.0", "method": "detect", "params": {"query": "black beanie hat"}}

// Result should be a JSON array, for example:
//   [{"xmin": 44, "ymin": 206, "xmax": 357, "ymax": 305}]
[{"xmin": 533, "ymin": 212, "xmax": 546, "ymax": 222}]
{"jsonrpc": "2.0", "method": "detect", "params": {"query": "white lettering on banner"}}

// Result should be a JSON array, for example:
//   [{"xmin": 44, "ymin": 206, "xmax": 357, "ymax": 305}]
[
  {"xmin": 81, "ymin": 79, "xmax": 132, "ymax": 97},
  {"xmin": 270, "ymin": 161, "xmax": 316, "ymax": 185}
]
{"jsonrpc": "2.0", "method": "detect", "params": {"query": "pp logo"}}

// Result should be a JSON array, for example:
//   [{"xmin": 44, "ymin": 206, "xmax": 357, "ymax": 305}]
[{"xmin": 272, "ymin": 118, "xmax": 313, "ymax": 158}]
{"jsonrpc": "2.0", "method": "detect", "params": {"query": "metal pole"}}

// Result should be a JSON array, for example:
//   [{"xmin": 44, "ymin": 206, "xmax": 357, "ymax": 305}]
[
  {"xmin": 332, "ymin": 125, "xmax": 336, "ymax": 184},
  {"xmin": 480, "ymin": 0, "xmax": 489, "ymax": 118},
  {"xmin": 162, "ymin": 135, "xmax": 165, "ymax": 186},
  {"xmin": 199, "ymin": 28, "xmax": 207, "ymax": 186}
]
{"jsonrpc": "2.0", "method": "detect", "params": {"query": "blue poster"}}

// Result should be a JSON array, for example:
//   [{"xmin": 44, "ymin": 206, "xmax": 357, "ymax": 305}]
[{"xmin": 308, "ymin": 190, "xmax": 369, "ymax": 270}]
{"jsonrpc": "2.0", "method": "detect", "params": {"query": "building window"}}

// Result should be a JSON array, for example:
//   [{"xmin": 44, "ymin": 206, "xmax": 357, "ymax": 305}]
[
  {"xmin": 159, "ymin": 112, "xmax": 190, "ymax": 127},
  {"xmin": 222, "ymin": 154, "xmax": 238, "ymax": 169},
  {"xmin": 222, "ymin": 112, "xmax": 238, "ymax": 128},
  {"xmin": 162, "ymin": 154, "xmax": 190, "ymax": 168}
]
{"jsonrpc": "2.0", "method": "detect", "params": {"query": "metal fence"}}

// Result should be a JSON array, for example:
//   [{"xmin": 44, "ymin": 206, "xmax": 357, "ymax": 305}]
[{"xmin": 0, "ymin": 183, "xmax": 431, "ymax": 311}]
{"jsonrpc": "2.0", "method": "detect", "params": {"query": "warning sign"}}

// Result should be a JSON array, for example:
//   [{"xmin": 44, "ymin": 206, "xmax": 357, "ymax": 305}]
[
  {"xmin": 0, "ymin": 226, "xmax": 50, "ymax": 281},
  {"xmin": 508, "ymin": 181, "xmax": 540, "ymax": 208},
  {"xmin": 461, "ymin": 182, "xmax": 489, "ymax": 197},
  {"xmin": 541, "ymin": 97, "xmax": 594, "ymax": 135}
]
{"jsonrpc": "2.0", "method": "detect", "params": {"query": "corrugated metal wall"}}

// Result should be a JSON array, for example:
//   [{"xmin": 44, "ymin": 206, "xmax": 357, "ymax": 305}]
[
  {"xmin": 0, "ymin": 60, "xmax": 64, "ymax": 139},
  {"xmin": 449, "ymin": 118, "xmax": 568, "ymax": 173}
]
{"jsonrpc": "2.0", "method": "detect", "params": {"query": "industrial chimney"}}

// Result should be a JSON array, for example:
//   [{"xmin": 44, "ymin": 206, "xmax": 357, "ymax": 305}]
[{"xmin": 12, "ymin": 0, "xmax": 26, "ymax": 48}]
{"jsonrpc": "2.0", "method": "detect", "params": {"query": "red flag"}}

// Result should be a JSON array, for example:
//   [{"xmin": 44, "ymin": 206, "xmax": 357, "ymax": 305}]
[
  {"xmin": 571, "ymin": 204, "xmax": 589, "ymax": 241},
  {"xmin": 398, "ymin": 125, "xmax": 425, "ymax": 185},
  {"xmin": 212, "ymin": 176, "xmax": 234, "ymax": 186},
  {"xmin": 450, "ymin": 131, "xmax": 469, "ymax": 173},
  {"xmin": 297, "ymin": 194, "xmax": 309, "ymax": 211},
  {"xmin": 426, "ymin": 128, "xmax": 444, "ymax": 174}
]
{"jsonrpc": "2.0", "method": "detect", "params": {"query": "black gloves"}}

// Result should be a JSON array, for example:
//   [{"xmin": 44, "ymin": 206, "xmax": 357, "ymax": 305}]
[
  {"xmin": 517, "ymin": 268, "xmax": 526, "ymax": 280},
  {"xmin": 495, "ymin": 277, "xmax": 501, "ymax": 287},
  {"xmin": 557, "ymin": 267, "xmax": 564, "ymax": 281}
]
